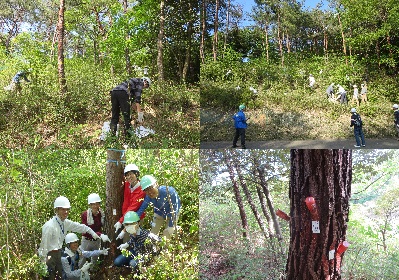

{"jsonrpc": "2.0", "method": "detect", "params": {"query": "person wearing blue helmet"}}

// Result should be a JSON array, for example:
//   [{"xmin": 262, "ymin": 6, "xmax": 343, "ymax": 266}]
[{"xmin": 135, "ymin": 175, "xmax": 181, "ymax": 239}]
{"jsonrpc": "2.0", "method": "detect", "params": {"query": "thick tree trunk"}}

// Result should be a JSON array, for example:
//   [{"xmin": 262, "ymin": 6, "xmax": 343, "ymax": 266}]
[
  {"xmin": 213, "ymin": 0, "xmax": 219, "ymax": 61},
  {"xmin": 103, "ymin": 149, "xmax": 126, "ymax": 267},
  {"xmin": 56, "ymin": 0, "xmax": 67, "ymax": 95},
  {"xmin": 235, "ymin": 162, "xmax": 270, "ymax": 240},
  {"xmin": 225, "ymin": 157, "xmax": 248, "ymax": 239},
  {"xmin": 157, "ymin": 0, "xmax": 165, "ymax": 82},
  {"xmin": 286, "ymin": 149, "xmax": 352, "ymax": 280}
]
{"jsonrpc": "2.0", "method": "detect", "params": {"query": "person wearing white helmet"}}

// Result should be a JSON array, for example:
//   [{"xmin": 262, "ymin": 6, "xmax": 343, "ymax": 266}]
[
  {"xmin": 350, "ymin": 108, "xmax": 366, "ymax": 148},
  {"xmin": 309, "ymin": 74, "xmax": 316, "ymax": 89},
  {"xmin": 393, "ymin": 104, "xmax": 399, "ymax": 140},
  {"xmin": 61, "ymin": 233, "xmax": 109, "ymax": 280},
  {"xmin": 109, "ymin": 77, "xmax": 151, "ymax": 137},
  {"xmin": 351, "ymin": 84, "xmax": 359, "ymax": 107},
  {"xmin": 135, "ymin": 175, "xmax": 181, "ymax": 239},
  {"xmin": 114, "ymin": 164, "xmax": 146, "ymax": 242},
  {"xmin": 38, "ymin": 196, "xmax": 101, "ymax": 280},
  {"xmin": 360, "ymin": 82, "xmax": 368, "ymax": 104},
  {"xmin": 80, "ymin": 193, "xmax": 110, "ymax": 264}
]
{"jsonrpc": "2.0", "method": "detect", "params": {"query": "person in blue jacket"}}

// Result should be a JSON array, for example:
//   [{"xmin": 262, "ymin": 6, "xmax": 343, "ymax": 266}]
[
  {"xmin": 136, "ymin": 175, "xmax": 181, "ymax": 239},
  {"xmin": 232, "ymin": 104, "xmax": 248, "ymax": 149}
]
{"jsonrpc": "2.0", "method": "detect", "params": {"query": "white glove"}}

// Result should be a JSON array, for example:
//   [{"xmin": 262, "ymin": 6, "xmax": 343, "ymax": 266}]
[
  {"xmin": 101, "ymin": 248, "xmax": 110, "ymax": 255},
  {"xmin": 114, "ymin": 221, "xmax": 122, "ymax": 233},
  {"xmin": 80, "ymin": 262, "xmax": 92, "ymax": 273},
  {"xmin": 117, "ymin": 243, "xmax": 129, "ymax": 250},
  {"xmin": 148, "ymin": 232, "xmax": 160, "ymax": 242},
  {"xmin": 116, "ymin": 230, "xmax": 125, "ymax": 240},
  {"xmin": 87, "ymin": 229, "xmax": 100, "ymax": 240},
  {"xmin": 138, "ymin": 112, "xmax": 144, "ymax": 123},
  {"xmin": 100, "ymin": 234, "xmax": 111, "ymax": 243}
]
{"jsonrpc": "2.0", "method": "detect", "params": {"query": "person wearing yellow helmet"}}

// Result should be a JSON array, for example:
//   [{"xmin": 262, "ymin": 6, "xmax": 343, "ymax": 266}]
[{"xmin": 38, "ymin": 196, "xmax": 101, "ymax": 280}]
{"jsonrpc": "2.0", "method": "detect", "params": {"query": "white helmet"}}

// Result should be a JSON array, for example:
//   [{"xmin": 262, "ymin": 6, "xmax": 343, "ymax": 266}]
[
  {"xmin": 350, "ymin": 108, "xmax": 357, "ymax": 113},
  {"xmin": 124, "ymin": 164, "xmax": 139, "ymax": 174},
  {"xmin": 88, "ymin": 193, "xmax": 101, "ymax": 204},
  {"xmin": 65, "ymin": 233, "xmax": 79, "ymax": 244},
  {"xmin": 393, "ymin": 104, "xmax": 399, "ymax": 109},
  {"xmin": 142, "ymin": 77, "xmax": 151, "ymax": 87},
  {"xmin": 54, "ymin": 196, "xmax": 71, "ymax": 208}
]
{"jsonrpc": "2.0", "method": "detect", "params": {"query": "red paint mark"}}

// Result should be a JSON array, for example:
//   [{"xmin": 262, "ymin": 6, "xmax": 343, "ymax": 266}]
[
  {"xmin": 276, "ymin": 209, "xmax": 290, "ymax": 221},
  {"xmin": 336, "ymin": 241, "xmax": 350, "ymax": 274},
  {"xmin": 305, "ymin": 197, "xmax": 320, "ymax": 220}
]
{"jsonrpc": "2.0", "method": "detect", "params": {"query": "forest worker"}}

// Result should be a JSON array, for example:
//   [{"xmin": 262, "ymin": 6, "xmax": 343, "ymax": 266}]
[
  {"xmin": 360, "ymin": 83, "xmax": 368, "ymax": 104},
  {"xmin": 4, "ymin": 70, "xmax": 30, "ymax": 92},
  {"xmin": 80, "ymin": 193, "xmax": 111, "ymax": 264},
  {"xmin": 114, "ymin": 164, "xmax": 146, "ymax": 243},
  {"xmin": 350, "ymin": 108, "xmax": 366, "ymax": 148},
  {"xmin": 136, "ymin": 175, "xmax": 181, "ymax": 239},
  {"xmin": 326, "ymin": 83, "xmax": 334, "ymax": 99},
  {"xmin": 232, "ymin": 104, "xmax": 248, "ymax": 149},
  {"xmin": 114, "ymin": 211, "xmax": 155, "ymax": 269},
  {"xmin": 109, "ymin": 77, "xmax": 151, "ymax": 137},
  {"xmin": 337, "ymin": 84, "xmax": 347, "ymax": 104},
  {"xmin": 38, "ymin": 196, "xmax": 101, "ymax": 280},
  {"xmin": 351, "ymin": 84, "xmax": 359, "ymax": 107},
  {"xmin": 61, "ymin": 233, "xmax": 109, "ymax": 280},
  {"xmin": 393, "ymin": 104, "xmax": 399, "ymax": 140},
  {"xmin": 308, "ymin": 74, "xmax": 316, "ymax": 88}
]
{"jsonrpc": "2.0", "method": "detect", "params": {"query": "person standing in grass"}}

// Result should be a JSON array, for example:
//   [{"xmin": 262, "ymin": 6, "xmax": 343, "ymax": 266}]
[
  {"xmin": 360, "ymin": 83, "xmax": 368, "ymax": 104},
  {"xmin": 351, "ymin": 84, "xmax": 359, "ymax": 107},
  {"xmin": 393, "ymin": 104, "xmax": 399, "ymax": 140},
  {"xmin": 350, "ymin": 108, "xmax": 366, "ymax": 148},
  {"xmin": 232, "ymin": 104, "xmax": 248, "ymax": 149}
]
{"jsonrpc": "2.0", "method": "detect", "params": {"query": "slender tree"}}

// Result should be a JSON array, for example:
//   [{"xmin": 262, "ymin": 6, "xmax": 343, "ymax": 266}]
[{"xmin": 56, "ymin": 0, "xmax": 67, "ymax": 95}]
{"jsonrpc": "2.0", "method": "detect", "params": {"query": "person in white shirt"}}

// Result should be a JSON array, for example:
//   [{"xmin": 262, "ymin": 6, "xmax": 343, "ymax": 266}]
[
  {"xmin": 38, "ymin": 196, "xmax": 100, "ymax": 280},
  {"xmin": 309, "ymin": 74, "xmax": 316, "ymax": 88}
]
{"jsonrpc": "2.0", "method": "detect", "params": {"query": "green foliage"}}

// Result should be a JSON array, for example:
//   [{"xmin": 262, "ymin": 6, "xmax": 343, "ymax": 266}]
[{"xmin": 0, "ymin": 148, "xmax": 198, "ymax": 279}]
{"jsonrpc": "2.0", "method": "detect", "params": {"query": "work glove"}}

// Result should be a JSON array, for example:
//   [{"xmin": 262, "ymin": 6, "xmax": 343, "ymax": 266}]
[
  {"xmin": 80, "ymin": 262, "xmax": 92, "ymax": 273},
  {"xmin": 100, "ymin": 234, "xmax": 111, "ymax": 243},
  {"xmin": 114, "ymin": 221, "xmax": 122, "ymax": 233},
  {"xmin": 87, "ymin": 229, "xmax": 100, "ymax": 240},
  {"xmin": 116, "ymin": 230, "xmax": 126, "ymax": 240},
  {"xmin": 101, "ymin": 248, "xmax": 110, "ymax": 255},
  {"xmin": 148, "ymin": 232, "xmax": 160, "ymax": 242},
  {"xmin": 138, "ymin": 112, "xmax": 144, "ymax": 123},
  {"xmin": 117, "ymin": 243, "xmax": 129, "ymax": 250}
]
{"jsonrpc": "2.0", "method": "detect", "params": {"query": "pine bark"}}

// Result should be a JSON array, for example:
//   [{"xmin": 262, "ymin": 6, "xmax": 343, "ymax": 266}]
[
  {"xmin": 103, "ymin": 149, "xmax": 125, "ymax": 267},
  {"xmin": 286, "ymin": 149, "xmax": 352, "ymax": 280},
  {"xmin": 56, "ymin": 0, "xmax": 67, "ymax": 95}
]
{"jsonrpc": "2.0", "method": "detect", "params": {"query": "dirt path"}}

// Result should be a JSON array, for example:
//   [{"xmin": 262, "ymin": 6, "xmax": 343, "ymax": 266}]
[{"xmin": 200, "ymin": 138, "xmax": 399, "ymax": 149}]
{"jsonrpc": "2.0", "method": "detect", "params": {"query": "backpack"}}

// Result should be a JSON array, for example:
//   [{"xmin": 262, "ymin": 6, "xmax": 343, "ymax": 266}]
[{"xmin": 354, "ymin": 114, "xmax": 362, "ymax": 127}]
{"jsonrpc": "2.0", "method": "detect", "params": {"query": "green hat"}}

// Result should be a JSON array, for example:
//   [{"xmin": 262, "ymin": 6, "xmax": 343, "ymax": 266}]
[
  {"xmin": 140, "ymin": 175, "xmax": 157, "ymax": 190},
  {"xmin": 123, "ymin": 211, "xmax": 140, "ymax": 224},
  {"xmin": 239, "ymin": 104, "xmax": 245, "ymax": 110}
]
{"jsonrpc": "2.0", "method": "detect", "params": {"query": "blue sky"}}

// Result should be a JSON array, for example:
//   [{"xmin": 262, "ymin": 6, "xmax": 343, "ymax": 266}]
[{"xmin": 235, "ymin": 0, "xmax": 331, "ymax": 27}]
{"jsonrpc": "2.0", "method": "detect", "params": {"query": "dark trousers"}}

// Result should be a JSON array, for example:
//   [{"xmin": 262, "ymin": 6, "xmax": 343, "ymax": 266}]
[
  {"xmin": 110, "ymin": 90, "xmax": 131, "ymax": 135},
  {"xmin": 354, "ymin": 127, "xmax": 365, "ymax": 146},
  {"xmin": 233, "ymin": 128, "xmax": 246, "ymax": 148},
  {"xmin": 45, "ymin": 250, "xmax": 62, "ymax": 280}
]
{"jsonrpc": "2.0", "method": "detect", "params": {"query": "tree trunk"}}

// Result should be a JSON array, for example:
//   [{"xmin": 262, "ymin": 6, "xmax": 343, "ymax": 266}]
[
  {"xmin": 200, "ymin": 0, "xmax": 206, "ymax": 64},
  {"xmin": 264, "ymin": 22, "xmax": 269, "ymax": 62},
  {"xmin": 157, "ymin": 0, "xmax": 165, "ymax": 82},
  {"xmin": 56, "ymin": 0, "xmax": 67, "ymax": 95},
  {"xmin": 223, "ymin": 0, "xmax": 230, "ymax": 56},
  {"xmin": 225, "ymin": 155, "xmax": 248, "ymax": 239},
  {"xmin": 123, "ymin": 0, "xmax": 131, "ymax": 75},
  {"xmin": 103, "ymin": 149, "xmax": 126, "ymax": 267},
  {"xmin": 286, "ymin": 149, "xmax": 352, "ymax": 280},
  {"xmin": 182, "ymin": 2, "xmax": 193, "ymax": 83},
  {"xmin": 337, "ymin": 13, "xmax": 347, "ymax": 65},
  {"xmin": 213, "ymin": 0, "xmax": 219, "ymax": 61},
  {"xmin": 277, "ymin": 13, "xmax": 284, "ymax": 66},
  {"xmin": 235, "ymin": 162, "xmax": 270, "ymax": 240}
]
